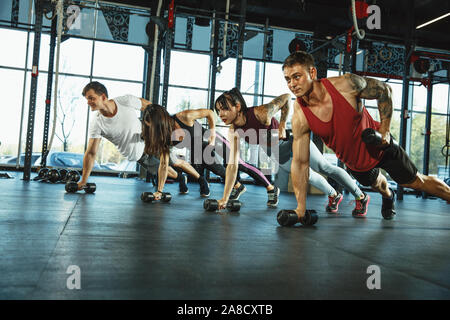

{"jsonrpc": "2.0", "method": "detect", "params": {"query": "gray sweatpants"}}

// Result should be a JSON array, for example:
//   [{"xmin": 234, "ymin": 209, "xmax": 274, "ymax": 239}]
[{"xmin": 277, "ymin": 138, "xmax": 363, "ymax": 198}]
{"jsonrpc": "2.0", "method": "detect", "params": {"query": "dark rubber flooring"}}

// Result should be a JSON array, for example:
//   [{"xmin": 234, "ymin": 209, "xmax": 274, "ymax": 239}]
[{"xmin": 1, "ymin": 172, "xmax": 450, "ymax": 300}]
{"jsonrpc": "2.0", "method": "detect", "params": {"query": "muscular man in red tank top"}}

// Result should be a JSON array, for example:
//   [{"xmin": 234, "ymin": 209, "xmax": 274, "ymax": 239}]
[{"xmin": 281, "ymin": 51, "xmax": 450, "ymax": 224}]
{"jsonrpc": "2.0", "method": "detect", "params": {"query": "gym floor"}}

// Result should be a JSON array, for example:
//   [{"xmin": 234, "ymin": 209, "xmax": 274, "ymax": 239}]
[{"xmin": 1, "ymin": 172, "xmax": 449, "ymax": 300}]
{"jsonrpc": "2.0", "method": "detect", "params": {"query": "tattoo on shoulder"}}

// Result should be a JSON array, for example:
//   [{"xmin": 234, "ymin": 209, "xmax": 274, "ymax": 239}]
[
  {"xmin": 266, "ymin": 95, "xmax": 284, "ymax": 109},
  {"xmin": 265, "ymin": 94, "xmax": 289, "ymax": 119},
  {"xmin": 346, "ymin": 74, "xmax": 392, "ymax": 120},
  {"xmin": 345, "ymin": 73, "xmax": 367, "ymax": 92},
  {"xmin": 346, "ymin": 74, "xmax": 391, "ymax": 101}
]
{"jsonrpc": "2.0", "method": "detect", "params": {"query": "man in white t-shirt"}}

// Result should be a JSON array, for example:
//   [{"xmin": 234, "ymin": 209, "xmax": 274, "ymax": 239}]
[{"xmin": 79, "ymin": 81, "xmax": 201, "ymax": 193}]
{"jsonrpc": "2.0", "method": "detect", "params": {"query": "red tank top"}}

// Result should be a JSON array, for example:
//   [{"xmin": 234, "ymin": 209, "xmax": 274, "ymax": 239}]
[
  {"xmin": 298, "ymin": 78, "xmax": 384, "ymax": 172},
  {"xmin": 234, "ymin": 106, "xmax": 279, "ymax": 145}
]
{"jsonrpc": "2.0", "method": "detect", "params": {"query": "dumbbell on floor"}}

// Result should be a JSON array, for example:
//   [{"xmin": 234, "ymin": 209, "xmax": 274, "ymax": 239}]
[
  {"xmin": 47, "ymin": 169, "xmax": 61, "ymax": 183},
  {"xmin": 141, "ymin": 192, "xmax": 172, "ymax": 203},
  {"xmin": 65, "ymin": 170, "xmax": 81, "ymax": 183},
  {"xmin": 65, "ymin": 181, "xmax": 96, "ymax": 193},
  {"xmin": 277, "ymin": 209, "xmax": 318, "ymax": 227},
  {"xmin": 59, "ymin": 169, "xmax": 68, "ymax": 182},
  {"xmin": 35, "ymin": 168, "xmax": 73, "ymax": 183},
  {"xmin": 203, "ymin": 199, "xmax": 241, "ymax": 212},
  {"xmin": 33, "ymin": 168, "xmax": 49, "ymax": 181}
]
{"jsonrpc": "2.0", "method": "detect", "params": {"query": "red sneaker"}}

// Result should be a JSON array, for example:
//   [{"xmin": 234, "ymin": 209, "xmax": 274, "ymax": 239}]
[
  {"xmin": 326, "ymin": 192, "xmax": 343, "ymax": 213},
  {"xmin": 352, "ymin": 193, "xmax": 370, "ymax": 217}
]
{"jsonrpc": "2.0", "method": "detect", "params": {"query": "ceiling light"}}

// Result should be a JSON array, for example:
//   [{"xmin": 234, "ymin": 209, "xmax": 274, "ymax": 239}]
[{"xmin": 416, "ymin": 12, "xmax": 450, "ymax": 29}]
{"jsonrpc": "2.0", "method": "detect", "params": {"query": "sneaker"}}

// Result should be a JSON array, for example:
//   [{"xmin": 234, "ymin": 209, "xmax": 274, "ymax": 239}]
[
  {"xmin": 199, "ymin": 176, "xmax": 210, "ymax": 197},
  {"xmin": 381, "ymin": 189, "xmax": 396, "ymax": 220},
  {"xmin": 178, "ymin": 173, "xmax": 189, "ymax": 194},
  {"xmin": 229, "ymin": 184, "xmax": 247, "ymax": 200},
  {"xmin": 326, "ymin": 192, "xmax": 343, "ymax": 213},
  {"xmin": 352, "ymin": 192, "xmax": 370, "ymax": 217},
  {"xmin": 267, "ymin": 186, "xmax": 280, "ymax": 208}
]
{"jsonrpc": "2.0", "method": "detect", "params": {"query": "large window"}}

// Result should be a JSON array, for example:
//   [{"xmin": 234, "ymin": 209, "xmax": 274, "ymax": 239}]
[
  {"xmin": 0, "ymin": 28, "xmax": 28, "ymax": 68},
  {"xmin": 272, "ymin": 29, "xmax": 296, "ymax": 63},
  {"xmin": 264, "ymin": 62, "xmax": 289, "ymax": 97},
  {"xmin": 432, "ymin": 84, "xmax": 448, "ymax": 114},
  {"xmin": 0, "ymin": 69, "xmax": 25, "ymax": 157},
  {"xmin": 52, "ymin": 75, "xmax": 90, "ymax": 154},
  {"xmin": 93, "ymin": 78, "xmax": 143, "ymax": 98},
  {"xmin": 410, "ymin": 112, "xmax": 426, "ymax": 173},
  {"xmin": 27, "ymin": 33, "xmax": 50, "ymax": 72},
  {"xmin": 0, "ymin": 26, "xmax": 145, "ymax": 172},
  {"xmin": 93, "ymin": 42, "xmax": 144, "ymax": 81},
  {"xmin": 169, "ymin": 51, "xmax": 210, "ymax": 89},
  {"xmin": 59, "ymin": 38, "xmax": 93, "ymax": 75},
  {"xmin": 167, "ymin": 87, "xmax": 208, "ymax": 115},
  {"xmin": 431, "ymin": 114, "xmax": 448, "ymax": 178},
  {"xmin": 431, "ymin": 84, "xmax": 449, "ymax": 176},
  {"xmin": 216, "ymin": 57, "xmax": 236, "ymax": 91}
]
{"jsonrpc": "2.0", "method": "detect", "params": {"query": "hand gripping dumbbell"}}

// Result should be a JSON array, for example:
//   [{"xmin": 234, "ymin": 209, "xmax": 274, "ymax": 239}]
[
  {"xmin": 141, "ymin": 192, "xmax": 172, "ymax": 203},
  {"xmin": 65, "ymin": 181, "xmax": 96, "ymax": 193},
  {"xmin": 361, "ymin": 128, "xmax": 398, "ymax": 150},
  {"xmin": 203, "ymin": 199, "xmax": 241, "ymax": 212},
  {"xmin": 277, "ymin": 209, "xmax": 318, "ymax": 227},
  {"xmin": 281, "ymin": 129, "xmax": 292, "ymax": 141}
]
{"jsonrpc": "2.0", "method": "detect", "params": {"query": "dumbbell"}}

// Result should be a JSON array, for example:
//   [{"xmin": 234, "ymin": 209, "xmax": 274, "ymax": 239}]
[
  {"xmin": 59, "ymin": 169, "xmax": 68, "ymax": 182},
  {"xmin": 141, "ymin": 192, "xmax": 172, "ymax": 203},
  {"xmin": 33, "ymin": 168, "xmax": 49, "ymax": 181},
  {"xmin": 65, "ymin": 170, "xmax": 81, "ymax": 183},
  {"xmin": 281, "ymin": 129, "xmax": 292, "ymax": 141},
  {"xmin": 47, "ymin": 169, "xmax": 61, "ymax": 183},
  {"xmin": 203, "ymin": 199, "xmax": 241, "ymax": 212},
  {"xmin": 361, "ymin": 128, "xmax": 398, "ymax": 150},
  {"xmin": 274, "ymin": 129, "xmax": 291, "ymax": 142},
  {"xmin": 65, "ymin": 181, "xmax": 96, "ymax": 193},
  {"xmin": 277, "ymin": 209, "xmax": 318, "ymax": 227}
]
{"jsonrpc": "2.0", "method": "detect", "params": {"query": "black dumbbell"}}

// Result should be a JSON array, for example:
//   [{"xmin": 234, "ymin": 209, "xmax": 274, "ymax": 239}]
[
  {"xmin": 203, "ymin": 199, "xmax": 241, "ymax": 212},
  {"xmin": 66, "ymin": 170, "xmax": 81, "ymax": 183},
  {"xmin": 141, "ymin": 192, "xmax": 172, "ymax": 203},
  {"xmin": 33, "ymin": 168, "xmax": 49, "ymax": 181},
  {"xmin": 281, "ymin": 129, "xmax": 292, "ymax": 141},
  {"xmin": 65, "ymin": 181, "xmax": 96, "ymax": 193},
  {"xmin": 361, "ymin": 128, "xmax": 398, "ymax": 150},
  {"xmin": 277, "ymin": 209, "xmax": 318, "ymax": 227},
  {"xmin": 59, "ymin": 169, "xmax": 68, "ymax": 182},
  {"xmin": 47, "ymin": 168, "xmax": 61, "ymax": 183}
]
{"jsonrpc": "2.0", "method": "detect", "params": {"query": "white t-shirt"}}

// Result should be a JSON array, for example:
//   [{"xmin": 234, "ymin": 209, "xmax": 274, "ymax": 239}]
[{"xmin": 88, "ymin": 95, "xmax": 144, "ymax": 161}]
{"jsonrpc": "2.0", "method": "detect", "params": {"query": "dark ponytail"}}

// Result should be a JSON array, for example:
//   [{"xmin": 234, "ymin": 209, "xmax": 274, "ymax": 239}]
[
  {"xmin": 141, "ymin": 104, "xmax": 174, "ymax": 156},
  {"xmin": 214, "ymin": 87, "xmax": 248, "ymax": 114}
]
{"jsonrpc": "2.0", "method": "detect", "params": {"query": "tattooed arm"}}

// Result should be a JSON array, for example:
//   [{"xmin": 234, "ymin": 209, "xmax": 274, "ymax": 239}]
[
  {"xmin": 254, "ymin": 93, "xmax": 291, "ymax": 139},
  {"xmin": 344, "ymin": 73, "xmax": 393, "ymax": 144}
]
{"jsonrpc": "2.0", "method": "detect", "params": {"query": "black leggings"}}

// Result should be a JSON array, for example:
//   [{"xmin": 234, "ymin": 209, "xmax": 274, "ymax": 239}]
[{"xmin": 189, "ymin": 135, "xmax": 271, "ymax": 188}]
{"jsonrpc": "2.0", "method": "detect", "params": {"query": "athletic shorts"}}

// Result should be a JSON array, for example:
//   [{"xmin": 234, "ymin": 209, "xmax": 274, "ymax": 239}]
[
  {"xmin": 138, "ymin": 153, "xmax": 175, "ymax": 175},
  {"xmin": 347, "ymin": 143, "xmax": 418, "ymax": 186}
]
